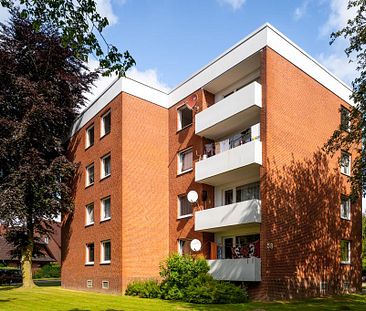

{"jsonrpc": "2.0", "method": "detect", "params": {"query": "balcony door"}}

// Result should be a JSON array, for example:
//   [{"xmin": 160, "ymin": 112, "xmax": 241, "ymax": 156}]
[{"xmin": 224, "ymin": 237, "xmax": 234, "ymax": 259}]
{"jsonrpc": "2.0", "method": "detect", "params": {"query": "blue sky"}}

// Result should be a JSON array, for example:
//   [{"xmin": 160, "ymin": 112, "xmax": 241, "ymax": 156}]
[{"xmin": 0, "ymin": 0, "xmax": 364, "ymax": 209}]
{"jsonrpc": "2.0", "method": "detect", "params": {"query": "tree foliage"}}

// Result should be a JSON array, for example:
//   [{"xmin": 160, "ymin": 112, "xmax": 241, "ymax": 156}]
[
  {"xmin": 324, "ymin": 0, "xmax": 366, "ymax": 199},
  {"xmin": 0, "ymin": 12, "xmax": 97, "ymax": 286},
  {"xmin": 0, "ymin": 0, "xmax": 135, "ymax": 76}
]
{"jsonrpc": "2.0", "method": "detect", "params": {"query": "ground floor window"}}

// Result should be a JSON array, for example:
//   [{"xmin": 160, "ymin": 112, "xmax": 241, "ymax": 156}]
[
  {"xmin": 178, "ymin": 239, "xmax": 191, "ymax": 255},
  {"xmin": 101, "ymin": 240, "xmax": 111, "ymax": 264},
  {"xmin": 340, "ymin": 240, "xmax": 351, "ymax": 264},
  {"xmin": 86, "ymin": 243, "xmax": 94, "ymax": 264}
]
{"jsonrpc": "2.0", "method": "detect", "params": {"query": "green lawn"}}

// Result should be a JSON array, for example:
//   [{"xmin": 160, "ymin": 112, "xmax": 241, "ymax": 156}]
[{"xmin": 0, "ymin": 286, "xmax": 365, "ymax": 311}]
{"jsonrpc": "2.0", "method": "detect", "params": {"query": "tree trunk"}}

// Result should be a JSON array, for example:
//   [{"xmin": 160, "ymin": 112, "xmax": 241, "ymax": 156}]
[{"xmin": 21, "ymin": 241, "xmax": 35, "ymax": 288}]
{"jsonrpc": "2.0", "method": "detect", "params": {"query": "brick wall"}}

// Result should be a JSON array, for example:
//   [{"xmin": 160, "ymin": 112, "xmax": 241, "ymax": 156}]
[{"xmin": 257, "ymin": 47, "xmax": 362, "ymax": 300}]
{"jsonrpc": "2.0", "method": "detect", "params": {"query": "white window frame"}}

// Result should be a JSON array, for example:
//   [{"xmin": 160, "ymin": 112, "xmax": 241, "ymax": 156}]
[
  {"xmin": 100, "ymin": 240, "xmax": 111, "ymax": 264},
  {"xmin": 101, "ymin": 110, "xmax": 111, "ymax": 138},
  {"xmin": 177, "ymin": 104, "xmax": 192, "ymax": 131},
  {"xmin": 44, "ymin": 236, "xmax": 49, "ymax": 244},
  {"xmin": 177, "ymin": 148, "xmax": 193, "ymax": 175},
  {"xmin": 85, "ymin": 243, "xmax": 95, "ymax": 265},
  {"xmin": 340, "ymin": 196, "xmax": 351, "ymax": 221},
  {"xmin": 101, "ymin": 153, "xmax": 111, "ymax": 179},
  {"xmin": 340, "ymin": 152, "xmax": 351, "ymax": 176},
  {"xmin": 102, "ymin": 280, "xmax": 109, "ymax": 289},
  {"xmin": 86, "ymin": 280, "xmax": 93, "ymax": 288},
  {"xmin": 177, "ymin": 195, "xmax": 193, "ymax": 219},
  {"xmin": 85, "ymin": 163, "xmax": 95, "ymax": 187},
  {"xmin": 85, "ymin": 124, "xmax": 94, "ymax": 149},
  {"xmin": 101, "ymin": 196, "xmax": 111, "ymax": 222},
  {"xmin": 86, "ymin": 203, "xmax": 94, "ymax": 226},
  {"xmin": 340, "ymin": 106, "xmax": 351, "ymax": 131},
  {"xmin": 340, "ymin": 240, "xmax": 351, "ymax": 264}
]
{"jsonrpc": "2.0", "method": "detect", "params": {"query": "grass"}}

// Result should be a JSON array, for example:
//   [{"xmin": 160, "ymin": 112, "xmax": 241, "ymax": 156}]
[{"xmin": 0, "ymin": 286, "xmax": 365, "ymax": 311}]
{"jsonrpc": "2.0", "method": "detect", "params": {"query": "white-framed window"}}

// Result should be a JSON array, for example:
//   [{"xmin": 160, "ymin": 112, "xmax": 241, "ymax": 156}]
[
  {"xmin": 101, "ymin": 197, "xmax": 111, "ymax": 221},
  {"xmin": 340, "ymin": 152, "xmax": 351, "ymax": 176},
  {"xmin": 101, "ymin": 110, "xmax": 111, "ymax": 137},
  {"xmin": 86, "ymin": 280, "xmax": 93, "ymax": 288},
  {"xmin": 102, "ymin": 280, "xmax": 109, "ymax": 289},
  {"xmin": 101, "ymin": 154, "xmax": 111, "ymax": 179},
  {"xmin": 44, "ymin": 236, "xmax": 49, "ymax": 244},
  {"xmin": 178, "ymin": 148, "xmax": 193, "ymax": 174},
  {"xmin": 340, "ymin": 196, "xmax": 351, "ymax": 220},
  {"xmin": 178, "ymin": 239, "xmax": 190, "ymax": 255},
  {"xmin": 177, "ymin": 195, "xmax": 192, "ymax": 218},
  {"xmin": 340, "ymin": 240, "xmax": 351, "ymax": 264},
  {"xmin": 177, "ymin": 105, "xmax": 192, "ymax": 130},
  {"xmin": 86, "ymin": 243, "xmax": 94, "ymax": 265},
  {"xmin": 86, "ymin": 203, "xmax": 94, "ymax": 225},
  {"xmin": 101, "ymin": 240, "xmax": 111, "ymax": 264},
  {"xmin": 340, "ymin": 107, "xmax": 351, "ymax": 131},
  {"xmin": 86, "ymin": 163, "xmax": 95, "ymax": 186},
  {"xmin": 85, "ymin": 124, "xmax": 94, "ymax": 149}
]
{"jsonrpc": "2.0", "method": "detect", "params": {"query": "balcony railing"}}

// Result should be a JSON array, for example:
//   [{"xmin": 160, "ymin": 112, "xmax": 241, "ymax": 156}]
[
  {"xmin": 208, "ymin": 257, "xmax": 261, "ymax": 282},
  {"xmin": 195, "ymin": 81, "xmax": 262, "ymax": 140}
]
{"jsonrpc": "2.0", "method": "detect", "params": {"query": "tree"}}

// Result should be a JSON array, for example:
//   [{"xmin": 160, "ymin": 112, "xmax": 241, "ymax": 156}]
[
  {"xmin": 0, "ymin": 12, "xmax": 97, "ymax": 287},
  {"xmin": 324, "ymin": 0, "xmax": 366, "ymax": 200},
  {"xmin": 0, "ymin": 0, "xmax": 135, "ymax": 76}
]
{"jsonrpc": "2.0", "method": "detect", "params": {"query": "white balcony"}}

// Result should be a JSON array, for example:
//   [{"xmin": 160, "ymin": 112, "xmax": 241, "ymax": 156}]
[
  {"xmin": 195, "ymin": 199, "xmax": 261, "ymax": 232},
  {"xmin": 208, "ymin": 257, "xmax": 261, "ymax": 282},
  {"xmin": 195, "ymin": 140, "xmax": 262, "ymax": 186},
  {"xmin": 195, "ymin": 82, "xmax": 262, "ymax": 140}
]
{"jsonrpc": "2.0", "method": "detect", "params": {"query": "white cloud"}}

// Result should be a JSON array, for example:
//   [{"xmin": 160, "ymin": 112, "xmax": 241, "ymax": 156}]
[
  {"xmin": 85, "ymin": 60, "xmax": 170, "ymax": 104},
  {"xmin": 127, "ymin": 67, "xmax": 170, "ymax": 92},
  {"xmin": 319, "ymin": 0, "xmax": 355, "ymax": 37},
  {"xmin": 0, "ymin": 5, "xmax": 10, "ymax": 23},
  {"xmin": 293, "ymin": 0, "xmax": 309, "ymax": 21},
  {"xmin": 218, "ymin": 0, "xmax": 246, "ymax": 11},
  {"xmin": 95, "ymin": 0, "xmax": 122, "ymax": 26}
]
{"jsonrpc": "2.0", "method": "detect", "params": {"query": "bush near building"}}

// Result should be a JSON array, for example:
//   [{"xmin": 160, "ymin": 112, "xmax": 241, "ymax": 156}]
[
  {"xmin": 33, "ymin": 263, "xmax": 61, "ymax": 279},
  {"xmin": 125, "ymin": 254, "xmax": 248, "ymax": 304}
]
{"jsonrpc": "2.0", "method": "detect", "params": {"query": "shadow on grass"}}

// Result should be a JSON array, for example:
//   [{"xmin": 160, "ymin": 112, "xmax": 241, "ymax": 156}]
[
  {"xmin": 0, "ymin": 285, "xmax": 21, "ymax": 291},
  {"xmin": 34, "ymin": 279, "xmax": 61, "ymax": 287}
]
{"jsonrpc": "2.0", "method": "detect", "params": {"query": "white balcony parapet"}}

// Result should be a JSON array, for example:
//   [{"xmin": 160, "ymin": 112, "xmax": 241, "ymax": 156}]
[
  {"xmin": 195, "ymin": 140, "xmax": 262, "ymax": 186},
  {"xmin": 195, "ymin": 199, "xmax": 261, "ymax": 232},
  {"xmin": 195, "ymin": 81, "xmax": 262, "ymax": 140},
  {"xmin": 208, "ymin": 257, "xmax": 261, "ymax": 282}
]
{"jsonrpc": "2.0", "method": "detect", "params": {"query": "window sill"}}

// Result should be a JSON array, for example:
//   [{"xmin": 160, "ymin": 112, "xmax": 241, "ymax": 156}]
[
  {"xmin": 85, "ymin": 223, "xmax": 94, "ymax": 228},
  {"xmin": 177, "ymin": 214, "xmax": 193, "ymax": 220},
  {"xmin": 100, "ymin": 132, "xmax": 111, "ymax": 141},
  {"xmin": 100, "ymin": 217, "xmax": 111, "ymax": 223},
  {"xmin": 85, "ymin": 144, "xmax": 94, "ymax": 151},
  {"xmin": 100, "ymin": 261, "xmax": 111, "ymax": 265},
  {"xmin": 100, "ymin": 174, "xmax": 111, "ymax": 182},
  {"xmin": 340, "ymin": 172, "xmax": 351, "ymax": 177},
  {"xmin": 85, "ymin": 183, "xmax": 94, "ymax": 189},
  {"xmin": 177, "ymin": 168, "xmax": 193, "ymax": 177},
  {"xmin": 341, "ymin": 217, "xmax": 351, "ymax": 221},
  {"xmin": 176, "ymin": 123, "xmax": 192, "ymax": 134},
  {"xmin": 341, "ymin": 261, "xmax": 351, "ymax": 265},
  {"xmin": 85, "ymin": 262, "xmax": 94, "ymax": 266}
]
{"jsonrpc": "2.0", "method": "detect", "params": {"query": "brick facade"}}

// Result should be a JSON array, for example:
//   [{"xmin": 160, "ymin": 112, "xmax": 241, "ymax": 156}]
[{"xmin": 62, "ymin": 30, "xmax": 362, "ymax": 299}]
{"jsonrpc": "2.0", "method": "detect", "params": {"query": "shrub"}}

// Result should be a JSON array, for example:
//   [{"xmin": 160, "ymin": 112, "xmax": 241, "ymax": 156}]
[
  {"xmin": 211, "ymin": 281, "xmax": 248, "ymax": 304},
  {"xmin": 125, "ymin": 279, "xmax": 161, "ymax": 298},
  {"xmin": 33, "ymin": 263, "xmax": 60, "ymax": 279}
]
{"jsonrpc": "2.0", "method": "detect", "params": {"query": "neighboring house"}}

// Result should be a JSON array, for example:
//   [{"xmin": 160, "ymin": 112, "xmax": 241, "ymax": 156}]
[
  {"xmin": 0, "ymin": 222, "xmax": 61, "ymax": 271},
  {"xmin": 61, "ymin": 24, "xmax": 362, "ymax": 299}
]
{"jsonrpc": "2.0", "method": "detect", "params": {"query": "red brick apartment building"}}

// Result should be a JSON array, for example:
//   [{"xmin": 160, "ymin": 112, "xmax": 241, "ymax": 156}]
[{"xmin": 61, "ymin": 24, "xmax": 362, "ymax": 299}]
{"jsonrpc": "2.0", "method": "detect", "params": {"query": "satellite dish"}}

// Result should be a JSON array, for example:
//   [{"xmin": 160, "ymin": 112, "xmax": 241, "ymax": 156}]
[
  {"xmin": 190, "ymin": 239, "xmax": 202, "ymax": 252},
  {"xmin": 187, "ymin": 190, "xmax": 198, "ymax": 203}
]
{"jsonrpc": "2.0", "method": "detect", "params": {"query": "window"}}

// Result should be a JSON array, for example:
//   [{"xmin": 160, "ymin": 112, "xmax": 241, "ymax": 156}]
[
  {"xmin": 177, "ymin": 105, "xmax": 192, "ymax": 130},
  {"xmin": 86, "ymin": 280, "xmax": 93, "ymax": 288},
  {"xmin": 101, "ymin": 154, "xmax": 111, "ymax": 179},
  {"xmin": 178, "ymin": 239, "xmax": 190, "ymax": 255},
  {"xmin": 340, "ymin": 240, "xmax": 351, "ymax": 264},
  {"xmin": 101, "ymin": 110, "xmax": 111, "ymax": 137},
  {"xmin": 86, "ymin": 164, "xmax": 95, "ymax": 186},
  {"xmin": 86, "ymin": 203, "xmax": 94, "ymax": 225},
  {"xmin": 102, "ymin": 281, "xmax": 109, "ymax": 289},
  {"xmin": 224, "ymin": 189, "xmax": 233, "ymax": 205},
  {"xmin": 340, "ymin": 196, "xmax": 351, "ymax": 220},
  {"xmin": 340, "ymin": 152, "xmax": 351, "ymax": 175},
  {"xmin": 341, "ymin": 107, "xmax": 350, "ymax": 131},
  {"xmin": 101, "ymin": 197, "xmax": 111, "ymax": 221},
  {"xmin": 86, "ymin": 125, "xmax": 94, "ymax": 148},
  {"xmin": 86, "ymin": 243, "xmax": 94, "ymax": 264},
  {"xmin": 101, "ymin": 240, "xmax": 111, "ymax": 264},
  {"xmin": 44, "ymin": 237, "xmax": 49, "ymax": 244},
  {"xmin": 236, "ymin": 182, "xmax": 260, "ymax": 202},
  {"xmin": 178, "ymin": 195, "xmax": 192, "ymax": 218},
  {"xmin": 178, "ymin": 148, "xmax": 193, "ymax": 174}
]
